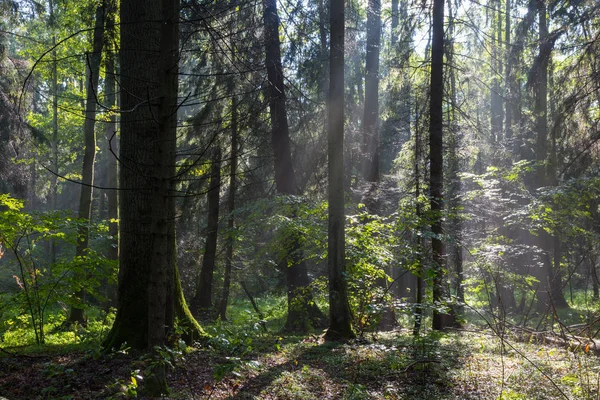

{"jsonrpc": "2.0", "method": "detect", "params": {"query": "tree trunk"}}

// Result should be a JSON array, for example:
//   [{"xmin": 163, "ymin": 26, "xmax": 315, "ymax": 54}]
[
  {"xmin": 504, "ymin": 0, "xmax": 512, "ymax": 139},
  {"xmin": 262, "ymin": 0, "xmax": 326, "ymax": 332},
  {"xmin": 67, "ymin": 2, "xmax": 106, "ymax": 325},
  {"xmin": 446, "ymin": 0, "xmax": 463, "ymax": 321},
  {"xmin": 191, "ymin": 147, "xmax": 221, "ymax": 316},
  {"xmin": 104, "ymin": 5, "xmax": 118, "ymax": 307},
  {"xmin": 104, "ymin": 0, "xmax": 202, "ymax": 352},
  {"xmin": 490, "ymin": 0, "xmax": 503, "ymax": 143},
  {"xmin": 591, "ymin": 256, "xmax": 599, "ymax": 300},
  {"xmin": 429, "ymin": 0, "xmax": 453, "ymax": 331},
  {"xmin": 317, "ymin": 0, "xmax": 328, "ymax": 100},
  {"xmin": 362, "ymin": 0, "xmax": 380, "ymax": 184},
  {"xmin": 391, "ymin": 0, "xmax": 398, "ymax": 47},
  {"xmin": 49, "ymin": 0, "xmax": 58, "ymax": 268},
  {"xmin": 324, "ymin": 0, "xmax": 355, "ymax": 341},
  {"xmin": 533, "ymin": 1, "xmax": 568, "ymax": 311},
  {"xmin": 217, "ymin": 2, "xmax": 239, "ymax": 321},
  {"xmin": 362, "ymin": 0, "xmax": 395, "ymax": 331},
  {"xmin": 413, "ymin": 98, "xmax": 424, "ymax": 336},
  {"xmin": 217, "ymin": 95, "xmax": 237, "ymax": 321}
]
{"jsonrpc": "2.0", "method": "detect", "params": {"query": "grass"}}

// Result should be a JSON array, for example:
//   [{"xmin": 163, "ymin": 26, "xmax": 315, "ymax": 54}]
[{"xmin": 2, "ymin": 293, "xmax": 600, "ymax": 398}]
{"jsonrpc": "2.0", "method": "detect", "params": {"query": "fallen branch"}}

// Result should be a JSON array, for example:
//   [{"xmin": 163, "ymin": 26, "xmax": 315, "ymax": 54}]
[{"xmin": 508, "ymin": 324, "xmax": 600, "ymax": 355}]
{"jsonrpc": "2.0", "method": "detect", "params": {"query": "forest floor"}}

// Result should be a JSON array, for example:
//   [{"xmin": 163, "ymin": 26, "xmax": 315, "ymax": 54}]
[{"xmin": 1, "ymin": 326, "xmax": 598, "ymax": 399}]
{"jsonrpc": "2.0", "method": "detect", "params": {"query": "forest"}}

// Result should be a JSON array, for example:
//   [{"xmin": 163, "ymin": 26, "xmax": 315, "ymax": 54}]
[{"xmin": 1, "ymin": 0, "xmax": 600, "ymax": 398}]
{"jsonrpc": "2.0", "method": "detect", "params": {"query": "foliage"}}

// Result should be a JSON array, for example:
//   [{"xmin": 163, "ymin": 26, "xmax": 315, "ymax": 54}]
[{"xmin": 0, "ymin": 194, "xmax": 117, "ymax": 344}]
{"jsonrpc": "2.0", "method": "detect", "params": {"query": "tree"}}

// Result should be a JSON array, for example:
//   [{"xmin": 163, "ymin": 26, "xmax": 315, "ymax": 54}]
[
  {"xmin": 217, "ymin": 0, "xmax": 240, "ymax": 321},
  {"xmin": 103, "ymin": 3, "xmax": 118, "ymax": 306},
  {"xmin": 262, "ymin": 0, "xmax": 326, "ymax": 332},
  {"xmin": 361, "ymin": 0, "xmax": 381, "ymax": 184},
  {"xmin": 67, "ymin": 1, "xmax": 107, "ymax": 325},
  {"xmin": 217, "ymin": 91, "xmax": 238, "ymax": 322},
  {"xmin": 325, "ymin": 0, "xmax": 354, "ymax": 341},
  {"xmin": 532, "ymin": 0, "xmax": 568, "ymax": 311},
  {"xmin": 191, "ymin": 146, "xmax": 221, "ymax": 315},
  {"xmin": 429, "ymin": 0, "xmax": 453, "ymax": 330},
  {"xmin": 103, "ymin": 0, "xmax": 202, "ymax": 351}
]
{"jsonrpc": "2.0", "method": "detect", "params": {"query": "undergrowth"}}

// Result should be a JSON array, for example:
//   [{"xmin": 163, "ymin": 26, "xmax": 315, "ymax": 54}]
[{"xmin": 2, "ymin": 294, "xmax": 600, "ymax": 399}]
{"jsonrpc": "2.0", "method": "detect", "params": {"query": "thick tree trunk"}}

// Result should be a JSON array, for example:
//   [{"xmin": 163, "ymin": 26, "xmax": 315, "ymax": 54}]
[
  {"xmin": 67, "ymin": 3, "xmax": 106, "ymax": 325},
  {"xmin": 192, "ymin": 147, "xmax": 221, "ymax": 315},
  {"xmin": 104, "ymin": 0, "xmax": 201, "ymax": 352},
  {"xmin": 429, "ymin": 0, "xmax": 453, "ymax": 331},
  {"xmin": 325, "ymin": 0, "xmax": 355, "ymax": 341},
  {"xmin": 262, "ymin": 0, "xmax": 326, "ymax": 332}
]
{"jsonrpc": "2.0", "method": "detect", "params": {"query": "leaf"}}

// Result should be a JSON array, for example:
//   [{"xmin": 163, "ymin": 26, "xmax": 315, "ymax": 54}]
[{"xmin": 585, "ymin": 344, "xmax": 590, "ymax": 353}]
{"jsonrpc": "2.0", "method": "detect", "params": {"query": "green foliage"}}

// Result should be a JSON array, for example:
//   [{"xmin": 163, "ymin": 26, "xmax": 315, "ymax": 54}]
[{"xmin": 0, "ymin": 194, "xmax": 117, "ymax": 344}]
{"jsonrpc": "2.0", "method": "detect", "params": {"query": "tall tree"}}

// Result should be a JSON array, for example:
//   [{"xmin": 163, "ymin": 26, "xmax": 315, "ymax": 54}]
[
  {"xmin": 217, "ymin": 2, "xmax": 239, "ymax": 320},
  {"xmin": 391, "ymin": 0, "xmax": 399, "ymax": 47},
  {"xmin": 504, "ymin": 0, "xmax": 512, "ymax": 139},
  {"xmin": 67, "ymin": 2, "xmax": 107, "ymax": 324},
  {"xmin": 490, "ymin": 0, "xmax": 504, "ymax": 143},
  {"xmin": 191, "ymin": 146, "xmax": 221, "ymax": 315},
  {"xmin": 362, "ymin": 0, "xmax": 381, "ymax": 184},
  {"xmin": 217, "ymin": 93, "xmax": 238, "ymax": 321},
  {"xmin": 103, "ymin": 0, "xmax": 202, "ymax": 351},
  {"xmin": 446, "ymin": 0, "xmax": 465, "ymax": 316},
  {"xmin": 104, "ymin": 2, "xmax": 118, "ymax": 306},
  {"xmin": 325, "ymin": 0, "xmax": 354, "ymax": 341},
  {"xmin": 262, "ymin": 0, "xmax": 326, "ymax": 332},
  {"xmin": 49, "ymin": 0, "xmax": 58, "ymax": 267},
  {"xmin": 533, "ymin": 0, "xmax": 568, "ymax": 310},
  {"xmin": 429, "ymin": 0, "xmax": 453, "ymax": 330}
]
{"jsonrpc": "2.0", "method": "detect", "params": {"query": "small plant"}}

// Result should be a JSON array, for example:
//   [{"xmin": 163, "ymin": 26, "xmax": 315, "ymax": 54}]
[{"xmin": 106, "ymin": 371, "xmax": 141, "ymax": 399}]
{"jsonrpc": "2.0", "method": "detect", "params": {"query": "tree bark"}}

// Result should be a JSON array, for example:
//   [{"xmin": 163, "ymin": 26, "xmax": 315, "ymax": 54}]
[
  {"xmin": 68, "ymin": 2, "xmax": 106, "ymax": 325},
  {"xmin": 324, "ymin": 0, "xmax": 355, "ymax": 341},
  {"xmin": 104, "ymin": 0, "xmax": 202, "ymax": 352}
]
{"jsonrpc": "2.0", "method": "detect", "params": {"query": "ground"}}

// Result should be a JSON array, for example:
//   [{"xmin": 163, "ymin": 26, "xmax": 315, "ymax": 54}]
[{"xmin": 1, "ymin": 327, "xmax": 598, "ymax": 399}]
